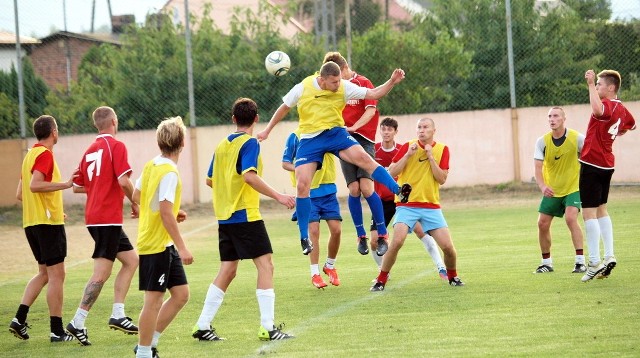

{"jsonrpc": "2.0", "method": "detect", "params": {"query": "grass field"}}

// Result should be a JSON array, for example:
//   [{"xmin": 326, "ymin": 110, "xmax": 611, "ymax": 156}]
[{"xmin": 1, "ymin": 184, "xmax": 639, "ymax": 357}]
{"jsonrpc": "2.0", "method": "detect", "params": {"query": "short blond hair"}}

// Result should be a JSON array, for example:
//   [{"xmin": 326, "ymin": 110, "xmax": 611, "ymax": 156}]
[
  {"xmin": 320, "ymin": 61, "xmax": 341, "ymax": 78},
  {"xmin": 92, "ymin": 106, "xmax": 116, "ymax": 130},
  {"xmin": 156, "ymin": 116, "xmax": 186, "ymax": 155},
  {"xmin": 598, "ymin": 70, "xmax": 622, "ymax": 93},
  {"xmin": 323, "ymin": 51, "xmax": 348, "ymax": 69}
]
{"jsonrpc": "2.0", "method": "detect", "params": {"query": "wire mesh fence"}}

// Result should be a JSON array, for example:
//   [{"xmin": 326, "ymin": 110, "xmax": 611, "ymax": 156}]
[{"xmin": 2, "ymin": 0, "xmax": 640, "ymax": 139}]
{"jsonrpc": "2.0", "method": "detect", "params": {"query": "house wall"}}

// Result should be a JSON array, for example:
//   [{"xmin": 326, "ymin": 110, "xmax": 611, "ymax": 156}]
[
  {"xmin": 30, "ymin": 37, "xmax": 96, "ymax": 90},
  {"xmin": 2, "ymin": 102, "xmax": 638, "ymax": 207}
]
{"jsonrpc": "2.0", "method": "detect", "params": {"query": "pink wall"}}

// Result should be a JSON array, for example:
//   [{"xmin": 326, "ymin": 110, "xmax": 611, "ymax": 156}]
[{"xmin": 3, "ymin": 102, "xmax": 638, "ymax": 206}]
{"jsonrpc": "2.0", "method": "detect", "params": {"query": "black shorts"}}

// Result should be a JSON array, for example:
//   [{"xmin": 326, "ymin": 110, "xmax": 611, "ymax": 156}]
[
  {"xmin": 579, "ymin": 163, "xmax": 614, "ymax": 208},
  {"xmin": 24, "ymin": 224, "xmax": 67, "ymax": 266},
  {"xmin": 138, "ymin": 246, "xmax": 188, "ymax": 292},
  {"xmin": 218, "ymin": 220, "xmax": 273, "ymax": 261},
  {"xmin": 340, "ymin": 133, "xmax": 374, "ymax": 185},
  {"xmin": 370, "ymin": 199, "xmax": 397, "ymax": 231},
  {"xmin": 88, "ymin": 226, "xmax": 134, "ymax": 261}
]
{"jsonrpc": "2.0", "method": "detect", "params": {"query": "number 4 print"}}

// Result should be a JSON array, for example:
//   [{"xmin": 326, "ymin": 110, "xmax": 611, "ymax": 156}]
[
  {"xmin": 608, "ymin": 118, "xmax": 621, "ymax": 140},
  {"xmin": 85, "ymin": 149, "xmax": 103, "ymax": 181}
]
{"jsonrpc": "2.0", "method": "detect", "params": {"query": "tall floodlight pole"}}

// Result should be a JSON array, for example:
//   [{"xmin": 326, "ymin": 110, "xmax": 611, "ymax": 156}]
[
  {"xmin": 13, "ymin": 0, "xmax": 26, "ymax": 139},
  {"xmin": 506, "ymin": 0, "xmax": 521, "ymax": 181},
  {"xmin": 184, "ymin": 0, "xmax": 199, "ymax": 203},
  {"xmin": 345, "ymin": 0, "xmax": 352, "ymax": 66}
]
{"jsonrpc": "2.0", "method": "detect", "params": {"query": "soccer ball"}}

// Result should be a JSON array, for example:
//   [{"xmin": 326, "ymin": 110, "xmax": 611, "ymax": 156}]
[{"xmin": 265, "ymin": 51, "xmax": 291, "ymax": 76}]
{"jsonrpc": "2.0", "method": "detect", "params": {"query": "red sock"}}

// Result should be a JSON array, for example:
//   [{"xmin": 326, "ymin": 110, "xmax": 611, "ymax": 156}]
[
  {"xmin": 446, "ymin": 269, "xmax": 458, "ymax": 280},
  {"xmin": 377, "ymin": 271, "xmax": 390, "ymax": 284}
]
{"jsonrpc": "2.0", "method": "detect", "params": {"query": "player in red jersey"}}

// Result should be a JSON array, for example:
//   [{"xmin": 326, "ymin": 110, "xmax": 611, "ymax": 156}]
[
  {"xmin": 580, "ymin": 70, "xmax": 636, "ymax": 282},
  {"xmin": 371, "ymin": 118, "xmax": 464, "ymax": 291},
  {"xmin": 323, "ymin": 52, "xmax": 392, "ymax": 257},
  {"xmin": 67, "ymin": 107, "xmax": 140, "ymax": 345},
  {"xmin": 369, "ymin": 118, "xmax": 446, "ymax": 280}
]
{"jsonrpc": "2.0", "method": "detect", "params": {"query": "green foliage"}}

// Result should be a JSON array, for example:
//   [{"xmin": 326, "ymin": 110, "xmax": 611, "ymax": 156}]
[
  {"xmin": 0, "ymin": 92, "xmax": 20, "ymax": 138},
  {"xmin": 35, "ymin": 0, "xmax": 640, "ymax": 136},
  {"xmin": 0, "ymin": 58, "xmax": 49, "ymax": 138},
  {"xmin": 425, "ymin": 0, "xmax": 603, "ymax": 110},
  {"xmin": 349, "ymin": 22, "xmax": 472, "ymax": 114}
]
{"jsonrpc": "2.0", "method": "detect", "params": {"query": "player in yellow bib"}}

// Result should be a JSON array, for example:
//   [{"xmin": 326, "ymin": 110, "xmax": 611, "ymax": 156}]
[
  {"xmin": 257, "ymin": 61, "xmax": 411, "ymax": 256},
  {"xmin": 371, "ymin": 118, "xmax": 465, "ymax": 291},
  {"xmin": 533, "ymin": 107, "xmax": 586, "ymax": 275},
  {"xmin": 133, "ymin": 116, "xmax": 193, "ymax": 358},
  {"xmin": 10, "ymin": 115, "xmax": 77, "ymax": 342}
]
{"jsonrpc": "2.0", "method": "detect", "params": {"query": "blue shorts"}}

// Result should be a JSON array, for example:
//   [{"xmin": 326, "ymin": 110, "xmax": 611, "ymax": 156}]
[
  {"xmin": 309, "ymin": 193, "xmax": 342, "ymax": 222},
  {"xmin": 295, "ymin": 127, "xmax": 359, "ymax": 168},
  {"xmin": 392, "ymin": 206, "xmax": 448, "ymax": 234}
]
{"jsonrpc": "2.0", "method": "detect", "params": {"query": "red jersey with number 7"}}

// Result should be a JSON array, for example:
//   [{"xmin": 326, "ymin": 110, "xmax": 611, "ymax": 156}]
[
  {"xmin": 74, "ymin": 134, "xmax": 132, "ymax": 225},
  {"xmin": 579, "ymin": 98, "xmax": 636, "ymax": 169}
]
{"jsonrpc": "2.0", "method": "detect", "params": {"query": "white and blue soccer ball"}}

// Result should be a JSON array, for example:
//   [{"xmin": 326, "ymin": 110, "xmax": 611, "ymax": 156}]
[{"xmin": 265, "ymin": 51, "xmax": 291, "ymax": 76}]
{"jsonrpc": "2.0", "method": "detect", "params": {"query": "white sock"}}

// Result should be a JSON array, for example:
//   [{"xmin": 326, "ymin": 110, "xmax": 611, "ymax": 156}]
[
  {"xmin": 370, "ymin": 249, "xmax": 382, "ymax": 268},
  {"xmin": 151, "ymin": 331, "xmax": 161, "ymax": 348},
  {"xmin": 598, "ymin": 216, "xmax": 614, "ymax": 259},
  {"xmin": 72, "ymin": 308, "xmax": 89, "ymax": 329},
  {"xmin": 310, "ymin": 264, "xmax": 320, "ymax": 277},
  {"xmin": 575, "ymin": 255, "xmax": 585, "ymax": 265},
  {"xmin": 420, "ymin": 234, "xmax": 445, "ymax": 269},
  {"xmin": 135, "ymin": 345, "xmax": 153, "ymax": 358},
  {"xmin": 196, "ymin": 284, "xmax": 225, "ymax": 330},
  {"xmin": 112, "ymin": 303, "xmax": 125, "ymax": 319},
  {"xmin": 542, "ymin": 258, "xmax": 552, "ymax": 266},
  {"xmin": 584, "ymin": 219, "xmax": 601, "ymax": 265},
  {"xmin": 256, "ymin": 288, "xmax": 275, "ymax": 330},
  {"xmin": 324, "ymin": 257, "xmax": 336, "ymax": 269}
]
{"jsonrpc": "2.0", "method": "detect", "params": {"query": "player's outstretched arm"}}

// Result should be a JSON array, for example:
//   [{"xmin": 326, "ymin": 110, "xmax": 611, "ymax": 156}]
[
  {"xmin": 365, "ymin": 69, "xmax": 405, "ymax": 100},
  {"xmin": 257, "ymin": 104, "xmax": 291, "ymax": 142},
  {"xmin": 243, "ymin": 170, "xmax": 295, "ymax": 209}
]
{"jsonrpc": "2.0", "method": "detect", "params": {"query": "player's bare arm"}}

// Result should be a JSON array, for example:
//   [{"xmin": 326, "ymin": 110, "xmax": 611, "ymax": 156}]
[
  {"xmin": 257, "ymin": 104, "xmax": 291, "ymax": 142},
  {"xmin": 365, "ymin": 69, "xmax": 405, "ymax": 100},
  {"xmin": 243, "ymin": 170, "xmax": 295, "ymax": 209},
  {"xmin": 424, "ymin": 144, "xmax": 448, "ymax": 185}
]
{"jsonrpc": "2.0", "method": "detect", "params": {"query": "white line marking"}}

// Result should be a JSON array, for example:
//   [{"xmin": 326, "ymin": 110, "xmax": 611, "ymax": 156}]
[{"xmin": 252, "ymin": 269, "xmax": 432, "ymax": 356}]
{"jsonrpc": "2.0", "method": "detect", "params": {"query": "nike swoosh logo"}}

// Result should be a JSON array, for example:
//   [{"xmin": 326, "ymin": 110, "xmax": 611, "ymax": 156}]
[
  {"xmin": 315, "ymin": 94, "xmax": 327, "ymax": 98},
  {"xmin": 554, "ymin": 155, "xmax": 562, "ymax": 160},
  {"xmin": 418, "ymin": 157, "xmax": 428, "ymax": 162}
]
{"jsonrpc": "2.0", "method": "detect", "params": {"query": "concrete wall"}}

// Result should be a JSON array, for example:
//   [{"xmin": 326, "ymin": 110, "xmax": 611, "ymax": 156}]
[{"xmin": 2, "ymin": 102, "xmax": 638, "ymax": 206}]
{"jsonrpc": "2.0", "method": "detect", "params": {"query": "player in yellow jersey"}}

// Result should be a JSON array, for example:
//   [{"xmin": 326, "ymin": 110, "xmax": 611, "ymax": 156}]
[
  {"xmin": 193, "ymin": 98, "xmax": 296, "ymax": 342},
  {"xmin": 257, "ymin": 62, "xmax": 411, "ymax": 256},
  {"xmin": 533, "ymin": 107, "xmax": 586, "ymax": 274},
  {"xmin": 133, "ymin": 116, "xmax": 193, "ymax": 358},
  {"xmin": 371, "ymin": 118, "xmax": 464, "ymax": 291},
  {"xmin": 10, "ymin": 115, "xmax": 77, "ymax": 342},
  {"xmin": 283, "ymin": 130, "xmax": 342, "ymax": 289}
]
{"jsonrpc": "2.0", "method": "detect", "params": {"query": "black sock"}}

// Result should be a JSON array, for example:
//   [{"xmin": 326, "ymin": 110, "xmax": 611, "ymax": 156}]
[
  {"xmin": 15, "ymin": 304, "xmax": 29, "ymax": 324},
  {"xmin": 50, "ymin": 316, "xmax": 64, "ymax": 336}
]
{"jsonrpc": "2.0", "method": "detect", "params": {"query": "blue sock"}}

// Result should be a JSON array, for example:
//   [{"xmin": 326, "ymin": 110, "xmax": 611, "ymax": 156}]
[
  {"xmin": 372, "ymin": 166, "xmax": 400, "ymax": 194},
  {"xmin": 365, "ymin": 192, "xmax": 387, "ymax": 236},
  {"xmin": 296, "ymin": 197, "xmax": 311, "ymax": 240},
  {"xmin": 348, "ymin": 195, "xmax": 366, "ymax": 237}
]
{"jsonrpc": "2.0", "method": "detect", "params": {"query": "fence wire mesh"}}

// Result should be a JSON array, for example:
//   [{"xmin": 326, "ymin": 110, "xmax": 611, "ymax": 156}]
[{"xmin": 2, "ymin": 0, "xmax": 640, "ymax": 138}]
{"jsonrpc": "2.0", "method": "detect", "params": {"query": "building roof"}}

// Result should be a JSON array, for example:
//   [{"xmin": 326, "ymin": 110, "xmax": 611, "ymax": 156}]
[
  {"xmin": 0, "ymin": 31, "xmax": 40, "ymax": 45},
  {"xmin": 38, "ymin": 31, "xmax": 121, "ymax": 46}
]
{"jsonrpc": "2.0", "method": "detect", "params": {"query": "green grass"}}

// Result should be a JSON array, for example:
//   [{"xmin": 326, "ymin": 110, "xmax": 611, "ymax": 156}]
[{"xmin": 2, "ymin": 188, "xmax": 639, "ymax": 357}]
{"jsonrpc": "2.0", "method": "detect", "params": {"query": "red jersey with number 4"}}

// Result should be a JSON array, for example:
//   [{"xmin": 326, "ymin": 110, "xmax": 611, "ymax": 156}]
[
  {"xmin": 74, "ymin": 134, "xmax": 132, "ymax": 225},
  {"xmin": 374, "ymin": 142, "xmax": 402, "ymax": 201},
  {"xmin": 342, "ymin": 72, "xmax": 379, "ymax": 142},
  {"xmin": 580, "ymin": 98, "xmax": 636, "ymax": 169}
]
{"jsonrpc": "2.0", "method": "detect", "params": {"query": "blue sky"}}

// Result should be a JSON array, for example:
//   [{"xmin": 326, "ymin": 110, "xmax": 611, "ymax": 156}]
[{"xmin": 1, "ymin": 0, "xmax": 639, "ymax": 39}]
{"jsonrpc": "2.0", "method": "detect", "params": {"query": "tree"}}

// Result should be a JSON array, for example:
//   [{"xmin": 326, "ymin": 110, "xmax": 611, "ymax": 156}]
[
  {"xmin": 0, "ymin": 58, "xmax": 49, "ymax": 138},
  {"xmin": 422, "ymin": 0, "xmax": 605, "ymax": 110}
]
